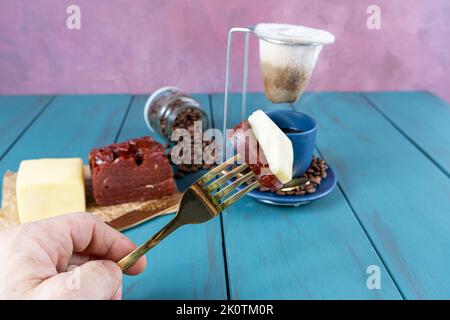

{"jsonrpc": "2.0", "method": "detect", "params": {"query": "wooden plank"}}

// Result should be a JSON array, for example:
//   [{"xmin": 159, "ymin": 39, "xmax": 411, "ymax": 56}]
[
  {"xmin": 120, "ymin": 95, "xmax": 227, "ymax": 299},
  {"xmin": 298, "ymin": 92, "xmax": 450, "ymax": 299},
  {"xmin": 0, "ymin": 95, "xmax": 53, "ymax": 159},
  {"xmin": 0, "ymin": 95, "xmax": 132, "ymax": 205},
  {"xmin": 363, "ymin": 92, "xmax": 450, "ymax": 177},
  {"xmin": 210, "ymin": 93, "xmax": 402, "ymax": 299}
]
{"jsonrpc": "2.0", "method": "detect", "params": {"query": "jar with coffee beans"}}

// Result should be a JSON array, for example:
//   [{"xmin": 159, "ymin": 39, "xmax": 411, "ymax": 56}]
[{"xmin": 144, "ymin": 87, "xmax": 209, "ymax": 141}]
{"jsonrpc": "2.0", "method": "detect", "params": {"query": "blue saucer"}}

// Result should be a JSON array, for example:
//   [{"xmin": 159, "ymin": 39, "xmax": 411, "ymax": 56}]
[{"xmin": 235, "ymin": 164, "xmax": 337, "ymax": 207}]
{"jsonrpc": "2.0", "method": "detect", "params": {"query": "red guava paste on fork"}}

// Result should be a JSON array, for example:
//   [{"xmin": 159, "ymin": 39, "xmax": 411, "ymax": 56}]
[{"xmin": 229, "ymin": 121, "xmax": 283, "ymax": 189}]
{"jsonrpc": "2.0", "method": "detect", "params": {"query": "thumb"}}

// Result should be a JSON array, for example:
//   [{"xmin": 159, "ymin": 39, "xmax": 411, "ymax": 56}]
[{"xmin": 34, "ymin": 260, "xmax": 122, "ymax": 300}]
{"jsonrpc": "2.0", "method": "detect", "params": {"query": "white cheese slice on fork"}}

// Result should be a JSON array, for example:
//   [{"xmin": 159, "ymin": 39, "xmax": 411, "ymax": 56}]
[{"xmin": 248, "ymin": 110, "xmax": 293, "ymax": 184}]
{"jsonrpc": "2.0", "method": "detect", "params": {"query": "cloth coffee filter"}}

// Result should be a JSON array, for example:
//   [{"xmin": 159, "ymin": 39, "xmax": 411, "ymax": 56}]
[{"xmin": 254, "ymin": 23, "xmax": 335, "ymax": 103}]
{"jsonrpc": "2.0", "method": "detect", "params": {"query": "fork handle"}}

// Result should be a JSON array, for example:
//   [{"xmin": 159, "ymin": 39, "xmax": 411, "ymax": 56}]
[{"xmin": 117, "ymin": 217, "xmax": 180, "ymax": 272}]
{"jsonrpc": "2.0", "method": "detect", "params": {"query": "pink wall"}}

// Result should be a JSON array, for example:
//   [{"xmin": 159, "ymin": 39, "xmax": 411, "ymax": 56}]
[{"xmin": 0, "ymin": 0, "xmax": 449, "ymax": 101}]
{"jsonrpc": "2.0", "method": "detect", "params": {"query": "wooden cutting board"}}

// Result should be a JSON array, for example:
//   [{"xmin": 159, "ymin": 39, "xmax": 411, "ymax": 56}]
[{"xmin": 0, "ymin": 166, "xmax": 181, "ymax": 231}]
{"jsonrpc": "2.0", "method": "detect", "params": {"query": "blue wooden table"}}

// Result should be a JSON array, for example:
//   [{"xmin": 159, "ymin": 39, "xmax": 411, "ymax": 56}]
[{"xmin": 1, "ymin": 92, "xmax": 450, "ymax": 300}]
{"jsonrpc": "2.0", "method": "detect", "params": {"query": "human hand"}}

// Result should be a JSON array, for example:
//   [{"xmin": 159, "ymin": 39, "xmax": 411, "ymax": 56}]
[{"xmin": 0, "ymin": 212, "xmax": 146, "ymax": 300}]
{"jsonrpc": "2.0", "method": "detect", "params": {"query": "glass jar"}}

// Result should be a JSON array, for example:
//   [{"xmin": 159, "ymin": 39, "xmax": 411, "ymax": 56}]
[{"xmin": 144, "ymin": 87, "xmax": 209, "ymax": 140}]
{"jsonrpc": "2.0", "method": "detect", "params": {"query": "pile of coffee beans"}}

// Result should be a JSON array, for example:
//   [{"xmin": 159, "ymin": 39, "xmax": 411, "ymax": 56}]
[
  {"xmin": 168, "ymin": 111, "xmax": 217, "ymax": 178},
  {"xmin": 172, "ymin": 107, "xmax": 203, "ymax": 132},
  {"xmin": 255, "ymin": 156, "xmax": 328, "ymax": 196},
  {"xmin": 169, "ymin": 137, "xmax": 216, "ymax": 179}
]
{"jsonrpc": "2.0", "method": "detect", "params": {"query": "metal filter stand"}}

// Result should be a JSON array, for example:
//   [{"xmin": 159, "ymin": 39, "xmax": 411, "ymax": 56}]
[{"xmin": 223, "ymin": 26, "xmax": 254, "ymax": 136}]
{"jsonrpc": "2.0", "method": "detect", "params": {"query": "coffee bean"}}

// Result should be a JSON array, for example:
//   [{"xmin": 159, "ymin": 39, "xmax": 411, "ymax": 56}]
[
  {"xmin": 305, "ymin": 187, "xmax": 316, "ymax": 194},
  {"xmin": 310, "ymin": 176, "xmax": 321, "ymax": 184}
]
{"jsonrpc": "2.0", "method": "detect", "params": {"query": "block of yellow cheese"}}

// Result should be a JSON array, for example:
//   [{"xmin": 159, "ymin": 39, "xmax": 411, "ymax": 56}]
[{"xmin": 16, "ymin": 158, "xmax": 86, "ymax": 223}]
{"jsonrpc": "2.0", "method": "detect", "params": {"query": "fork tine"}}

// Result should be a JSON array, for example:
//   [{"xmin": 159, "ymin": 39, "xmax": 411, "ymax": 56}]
[
  {"xmin": 196, "ymin": 154, "xmax": 240, "ymax": 186},
  {"xmin": 212, "ymin": 171, "xmax": 254, "ymax": 203},
  {"xmin": 205, "ymin": 163, "xmax": 249, "ymax": 192},
  {"xmin": 218, "ymin": 180, "xmax": 260, "ymax": 211}
]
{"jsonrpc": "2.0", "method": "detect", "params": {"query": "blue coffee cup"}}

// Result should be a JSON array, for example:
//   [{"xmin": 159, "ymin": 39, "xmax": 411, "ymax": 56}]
[{"xmin": 265, "ymin": 110, "xmax": 317, "ymax": 178}]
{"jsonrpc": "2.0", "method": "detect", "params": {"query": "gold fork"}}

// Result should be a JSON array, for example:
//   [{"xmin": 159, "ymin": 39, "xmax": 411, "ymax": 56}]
[{"xmin": 117, "ymin": 155, "xmax": 260, "ymax": 271}]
